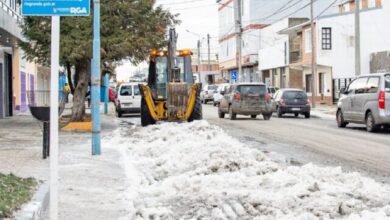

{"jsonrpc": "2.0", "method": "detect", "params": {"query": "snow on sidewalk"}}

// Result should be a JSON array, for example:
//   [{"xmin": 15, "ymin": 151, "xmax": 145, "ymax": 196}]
[{"xmin": 110, "ymin": 121, "xmax": 390, "ymax": 220}]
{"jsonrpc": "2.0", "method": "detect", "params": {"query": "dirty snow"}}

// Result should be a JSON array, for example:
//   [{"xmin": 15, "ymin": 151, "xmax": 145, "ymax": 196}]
[{"xmin": 108, "ymin": 121, "xmax": 390, "ymax": 220}]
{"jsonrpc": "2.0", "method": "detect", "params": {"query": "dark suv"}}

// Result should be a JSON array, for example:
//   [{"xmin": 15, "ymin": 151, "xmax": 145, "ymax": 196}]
[
  {"xmin": 218, "ymin": 83, "xmax": 273, "ymax": 120},
  {"xmin": 273, "ymin": 89, "xmax": 311, "ymax": 118}
]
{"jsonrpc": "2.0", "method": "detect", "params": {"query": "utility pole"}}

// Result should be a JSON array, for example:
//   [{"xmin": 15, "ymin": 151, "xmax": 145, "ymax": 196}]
[
  {"xmin": 310, "ymin": 0, "xmax": 317, "ymax": 108},
  {"xmin": 355, "ymin": 0, "xmax": 361, "ymax": 76},
  {"xmin": 234, "ymin": 0, "xmax": 243, "ymax": 82},
  {"xmin": 91, "ymin": 0, "xmax": 101, "ymax": 155},
  {"xmin": 207, "ymin": 33, "xmax": 211, "ymax": 72},
  {"xmin": 197, "ymin": 40, "xmax": 202, "ymax": 79}
]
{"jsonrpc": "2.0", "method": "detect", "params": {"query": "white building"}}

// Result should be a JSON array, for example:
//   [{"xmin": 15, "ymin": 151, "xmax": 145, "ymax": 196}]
[
  {"xmin": 217, "ymin": 0, "xmax": 268, "ymax": 83},
  {"xmin": 317, "ymin": 0, "xmax": 390, "ymax": 100},
  {"xmin": 259, "ymin": 18, "xmax": 309, "ymax": 89}
]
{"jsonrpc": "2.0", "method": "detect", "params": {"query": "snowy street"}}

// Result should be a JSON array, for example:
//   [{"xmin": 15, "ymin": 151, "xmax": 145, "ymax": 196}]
[{"xmin": 110, "ymin": 119, "xmax": 390, "ymax": 219}]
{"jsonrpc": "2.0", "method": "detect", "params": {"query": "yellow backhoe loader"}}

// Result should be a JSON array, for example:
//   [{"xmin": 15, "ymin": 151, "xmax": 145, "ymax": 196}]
[{"xmin": 139, "ymin": 28, "xmax": 202, "ymax": 126}]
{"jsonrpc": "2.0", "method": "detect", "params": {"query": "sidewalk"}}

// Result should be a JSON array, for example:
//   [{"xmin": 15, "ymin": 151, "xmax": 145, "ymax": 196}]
[
  {"xmin": 310, "ymin": 104, "xmax": 337, "ymax": 120},
  {"xmin": 0, "ymin": 113, "xmax": 49, "ymax": 181}
]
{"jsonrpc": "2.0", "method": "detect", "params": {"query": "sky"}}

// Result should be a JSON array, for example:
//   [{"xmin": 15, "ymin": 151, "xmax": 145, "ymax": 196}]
[
  {"xmin": 116, "ymin": 0, "xmax": 220, "ymax": 81},
  {"xmin": 115, "ymin": 0, "xmax": 339, "ymax": 82}
]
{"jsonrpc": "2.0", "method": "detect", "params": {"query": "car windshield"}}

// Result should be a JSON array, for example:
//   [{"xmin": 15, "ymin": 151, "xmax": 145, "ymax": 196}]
[
  {"xmin": 238, "ymin": 85, "xmax": 266, "ymax": 95},
  {"xmin": 385, "ymin": 74, "xmax": 390, "ymax": 89},
  {"xmin": 282, "ymin": 91, "xmax": 307, "ymax": 99},
  {"xmin": 120, "ymin": 86, "xmax": 132, "ymax": 96},
  {"xmin": 208, "ymin": 85, "xmax": 218, "ymax": 91}
]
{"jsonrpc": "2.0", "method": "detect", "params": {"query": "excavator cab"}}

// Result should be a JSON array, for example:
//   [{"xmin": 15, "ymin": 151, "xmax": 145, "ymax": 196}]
[{"xmin": 139, "ymin": 29, "xmax": 202, "ymax": 126}]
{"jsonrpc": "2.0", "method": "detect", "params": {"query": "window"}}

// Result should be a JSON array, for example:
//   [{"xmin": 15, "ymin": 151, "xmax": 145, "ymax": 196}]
[
  {"xmin": 322, "ymin": 28, "xmax": 332, "ymax": 50},
  {"xmin": 282, "ymin": 91, "xmax": 308, "ymax": 100},
  {"xmin": 237, "ymin": 85, "xmax": 267, "ymax": 96},
  {"xmin": 120, "ymin": 86, "xmax": 132, "ymax": 96},
  {"xmin": 133, "ymin": 85, "xmax": 140, "ymax": 96},
  {"xmin": 305, "ymin": 29, "xmax": 312, "ymax": 53},
  {"xmin": 347, "ymin": 77, "xmax": 368, "ymax": 94},
  {"xmin": 366, "ymin": 77, "xmax": 380, "ymax": 93},
  {"xmin": 306, "ymin": 74, "xmax": 313, "ymax": 93},
  {"xmin": 385, "ymin": 74, "xmax": 390, "ymax": 90}
]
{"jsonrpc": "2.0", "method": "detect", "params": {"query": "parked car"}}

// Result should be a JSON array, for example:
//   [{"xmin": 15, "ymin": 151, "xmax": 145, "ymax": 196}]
[
  {"xmin": 273, "ymin": 89, "xmax": 311, "ymax": 118},
  {"xmin": 218, "ymin": 83, "xmax": 273, "ymax": 120},
  {"xmin": 109, "ymin": 87, "xmax": 116, "ymax": 102},
  {"xmin": 201, "ymin": 84, "xmax": 219, "ymax": 104},
  {"xmin": 268, "ymin": 86, "xmax": 278, "ymax": 97},
  {"xmin": 213, "ymin": 83, "xmax": 230, "ymax": 106},
  {"xmin": 115, "ymin": 82, "xmax": 142, "ymax": 117},
  {"xmin": 336, "ymin": 73, "xmax": 390, "ymax": 132}
]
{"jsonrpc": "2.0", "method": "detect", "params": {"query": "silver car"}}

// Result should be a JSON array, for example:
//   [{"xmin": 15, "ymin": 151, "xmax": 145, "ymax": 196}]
[
  {"xmin": 337, "ymin": 73, "xmax": 390, "ymax": 132},
  {"xmin": 218, "ymin": 83, "xmax": 273, "ymax": 120},
  {"xmin": 200, "ymin": 84, "xmax": 218, "ymax": 104}
]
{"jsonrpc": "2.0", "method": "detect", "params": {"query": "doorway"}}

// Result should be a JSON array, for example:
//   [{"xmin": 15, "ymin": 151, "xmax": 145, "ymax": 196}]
[{"xmin": 4, "ymin": 53, "xmax": 13, "ymax": 117}]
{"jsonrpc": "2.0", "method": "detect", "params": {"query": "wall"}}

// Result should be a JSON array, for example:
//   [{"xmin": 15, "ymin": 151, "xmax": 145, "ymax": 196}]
[
  {"xmin": 258, "ymin": 19, "xmax": 289, "ymax": 71},
  {"xmin": 317, "ymin": 1, "xmax": 390, "ymax": 79},
  {"xmin": 370, "ymin": 51, "xmax": 390, "ymax": 73}
]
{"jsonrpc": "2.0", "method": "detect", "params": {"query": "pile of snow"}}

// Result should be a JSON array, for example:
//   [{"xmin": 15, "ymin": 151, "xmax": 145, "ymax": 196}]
[{"xmin": 109, "ymin": 121, "xmax": 390, "ymax": 220}]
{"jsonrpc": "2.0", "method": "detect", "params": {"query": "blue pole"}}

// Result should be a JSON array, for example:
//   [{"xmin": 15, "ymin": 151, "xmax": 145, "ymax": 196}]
[
  {"xmin": 104, "ymin": 73, "xmax": 109, "ymax": 114},
  {"xmin": 91, "ymin": 0, "xmax": 101, "ymax": 155}
]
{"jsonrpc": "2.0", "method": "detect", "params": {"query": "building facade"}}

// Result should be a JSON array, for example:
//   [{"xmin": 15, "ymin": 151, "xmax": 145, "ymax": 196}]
[
  {"xmin": 259, "ymin": 18, "xmax": 309, "ymax": 90},
  {"xmin": 0, "ymin": 0, "xmax": 46, "ymax": 118},
  {"xmin": 191, "ymin": 49, "xmax": 220, "ymax": 85},
  {"xmin": 317, "ymin": 0, "xmax": 388, "ymax": 101},
  {"xmin": 217, "ymin": 0, "xmax": 267, "ymax": 83}
]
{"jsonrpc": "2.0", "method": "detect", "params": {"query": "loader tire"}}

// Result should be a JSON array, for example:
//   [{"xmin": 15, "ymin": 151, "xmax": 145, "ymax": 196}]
[
  {"xmin": 188, "ymin": 94, "xmax": 203, "ymax": 122},
  {"xmin": 141, "ymin": 98, "xmax": 155, "ymax": 127}
]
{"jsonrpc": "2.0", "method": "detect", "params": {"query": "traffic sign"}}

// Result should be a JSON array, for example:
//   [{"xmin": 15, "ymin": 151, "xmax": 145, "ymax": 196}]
[
  {"xmin": 231, "ymin": 71, "xmax": 238, "ymax": 81},
  {"xmin": 22, "ymin": 0, "xmax": 90, "ymax": 16}
]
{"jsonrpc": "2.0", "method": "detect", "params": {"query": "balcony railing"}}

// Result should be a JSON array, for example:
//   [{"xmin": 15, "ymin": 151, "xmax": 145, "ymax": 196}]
[
  {"xmin": 290, "ymin": 51, "xmax": 301, "ymax": 63},
  {"xmin": 1, "ymin": 0, "xmax": 22, "ymax": 23}
]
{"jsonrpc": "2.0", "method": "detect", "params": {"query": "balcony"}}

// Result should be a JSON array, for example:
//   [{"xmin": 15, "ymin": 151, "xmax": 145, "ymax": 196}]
[
  {"xmin": 0, "ymin": 1, "xmax": 24, "ymax": 47},
  {"xmin": 289, "ymin": 51, "xmax": 301, "ymax": 63}
]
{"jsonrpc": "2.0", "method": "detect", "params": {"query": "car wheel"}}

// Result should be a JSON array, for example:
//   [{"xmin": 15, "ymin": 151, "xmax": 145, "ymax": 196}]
[
  {"xmin": 229, "ymin": 106, "xmax": 236, "ymax": 120},
  {"xmin": 304, "ymin": 112, "xmax": 310, "ymax": 119},
  {"xmin": 277, "ymin": 106, "xmax": 283, "ymax": 118},
  {"xmin": 366, "ymin": 111, "xmax": 379, "ymax": 132},
  {"xmin": 218, "ymin": 109, "xmax": 225, "ymax": 118},
  {"xmin": 263, "ymin": 113, "xmax": 272, "ymax": 121},
  {"xmin": 336, "ymin": 110, "xmax": 348, "ymax": 128},
  {"xmin": 294, "ymin": 113, "xmax": 299, "ymax": 118},
  {"xmin": 140, "ymin": 98, "xmax": 156, "ymax": 127},
  {"xmin": 116, "ymin": 109, "xmax": 122, "ymax": 118},
  {"xmin": 188, "ymin": 91, "xmax": 203, "ymax": 122},
  {"xmin": 251, "ymin": 115, "xmax": 257, "ymax": 119}
]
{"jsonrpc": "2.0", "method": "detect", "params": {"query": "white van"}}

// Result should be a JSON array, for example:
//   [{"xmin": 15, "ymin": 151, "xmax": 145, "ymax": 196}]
[{"xmin": 115, "ymin": 82, "xmax": 142, "ymax": 117}]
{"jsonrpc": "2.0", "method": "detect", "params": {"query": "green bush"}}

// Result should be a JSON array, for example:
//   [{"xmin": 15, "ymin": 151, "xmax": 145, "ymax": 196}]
[{"xmin": 0, "ymin": 173, "xmax": 37, "ymax": 218}]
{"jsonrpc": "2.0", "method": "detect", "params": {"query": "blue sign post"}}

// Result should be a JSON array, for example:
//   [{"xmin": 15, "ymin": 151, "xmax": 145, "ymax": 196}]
[
  {"xmin": 22, "ymin": 0, "xmax": 90, "ymax": 16},
  {"xmin": 231, "ymin": 71, "xmax": 238, "ymax": 82},
  {"xmin": 21, "ymin": 1, "xmax": 91, "ymax": 219}
]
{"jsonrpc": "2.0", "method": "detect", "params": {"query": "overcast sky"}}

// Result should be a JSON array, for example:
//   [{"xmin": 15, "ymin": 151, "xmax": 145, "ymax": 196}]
[
  {"xmin": 116, "ymin": 0, "xmax": 219, "ymax": 81},
  {"xmin": 116, "ymin": 0, "xmax": 339, "ymax": 81}
]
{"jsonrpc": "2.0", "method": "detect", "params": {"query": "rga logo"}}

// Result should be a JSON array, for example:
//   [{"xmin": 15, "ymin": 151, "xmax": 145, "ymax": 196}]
[{"xmin": 70, "ymin": 7, "xmax": 87, "ymax": 14}]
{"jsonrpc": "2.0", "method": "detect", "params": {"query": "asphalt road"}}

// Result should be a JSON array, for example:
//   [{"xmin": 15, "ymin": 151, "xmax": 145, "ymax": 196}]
[{"xmin": 202, "ymin": 104, "xmax": 390, "ymax": 184}]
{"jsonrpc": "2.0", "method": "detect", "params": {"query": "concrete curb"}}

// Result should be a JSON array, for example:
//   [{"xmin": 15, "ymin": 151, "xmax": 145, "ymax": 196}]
[
  {"xmin": 311, "ymin": 111, "xmax": 336, "ymax": 121},
  {"xmin": 14, "ymin": 181, "xmax": 50, "ymax": 220}
]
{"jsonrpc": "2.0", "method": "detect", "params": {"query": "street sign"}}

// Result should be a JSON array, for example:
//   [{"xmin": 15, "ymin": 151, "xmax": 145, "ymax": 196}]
[
  {"xmin": 22, "ymin": 0, "xmax": 90, "ymax": 16},
  {"xmin": 231, "ymin": 71, "xmax": 238, "ymax": 81}
]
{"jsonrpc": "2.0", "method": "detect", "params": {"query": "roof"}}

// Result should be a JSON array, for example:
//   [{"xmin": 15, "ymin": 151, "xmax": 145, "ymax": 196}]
[{"xmin": 278, "ymin": 21, "xmax": 311, "ymax": 35}]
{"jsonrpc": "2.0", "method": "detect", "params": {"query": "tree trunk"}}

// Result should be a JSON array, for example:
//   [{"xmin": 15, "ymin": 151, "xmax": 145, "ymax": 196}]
[
  {"xmin": 66, "ymin": 62, "xmax": 75, "ymax": 95},
  {"xmin": 71, "ymin": 61, "xmax": 90, "ymax": 122}
]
